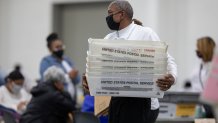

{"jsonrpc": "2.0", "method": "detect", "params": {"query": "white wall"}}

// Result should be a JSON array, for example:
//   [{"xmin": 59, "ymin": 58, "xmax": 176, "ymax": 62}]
[
  {"xmin": 0, "ymin": 0, "xmax": 110, "ymax": 80},
  {"xmin": 0, "ymin": 0, "xmax": 218, "ymax": 90},
  {"xmin": 0, "ymin": 0, "xmax": 10, "ymax": 71},
  {"xmin": 0, "ymin": 0, "xmax": 51, "ymax": 80}
]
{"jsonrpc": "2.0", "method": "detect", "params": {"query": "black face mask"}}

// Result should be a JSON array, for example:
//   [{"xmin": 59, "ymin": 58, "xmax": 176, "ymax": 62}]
[
  {"xmin": 106, "ymin": 14, "xmax": 120, "ymax": 30},
  {"xmin": 53, "ymin": 49, "xmax": 64, "ymax": 59},
  {"xmin": 196, "ymin": 50, "xmax": 203, "ymax": 58}
]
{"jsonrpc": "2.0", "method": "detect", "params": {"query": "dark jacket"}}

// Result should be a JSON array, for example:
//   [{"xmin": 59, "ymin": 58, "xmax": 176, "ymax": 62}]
[{"xmin": 20, "ymin": 82, "xmax": 75, "ymax": 123}]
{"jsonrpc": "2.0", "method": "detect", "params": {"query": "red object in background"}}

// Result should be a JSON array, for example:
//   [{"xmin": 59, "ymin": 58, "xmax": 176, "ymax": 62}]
[{"xmin": 202, "ymin": 52, "xmax": 218, "ymax": 103}]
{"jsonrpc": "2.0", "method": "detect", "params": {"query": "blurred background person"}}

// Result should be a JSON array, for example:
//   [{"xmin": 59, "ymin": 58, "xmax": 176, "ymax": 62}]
[
  {"xmin": 187, "ymin": 36, "xmax": 216, "ymax": 118},
  {"xmin": 0, "ymin": 69, "xmax": 31, "ymax": 114},
  {"xmin": 187, "ymin": 36, "xmax": 216, "ymax": 92},
  {"xmin": 14, "ymin": 64, "xmax": 37, "ymax": 93},
  {"xmin": 40, "ymin": 33, "xmax": 80, "ymax": 103},
  {"xmin": 20, "ymin": 66, "xmax": 75, "ymax": 123}
]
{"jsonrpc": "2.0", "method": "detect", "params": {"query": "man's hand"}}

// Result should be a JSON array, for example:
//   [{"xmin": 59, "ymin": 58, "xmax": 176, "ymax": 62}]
[
  {"xmin": 17, "ymin": 101, "xmax": 27, "ymax": 111},
  {"xmin": 68, "ymin": 112, "xmax": 73, "ymax": 122},
  {"xmin": 82, "ymin": 73, "xmax": 90, "ymax": 95},
  {"xmin": 156, "ymin": 74, "xmax": 175, "ymax": 91},
  {"xmin": 68, "ymin": 69, "xmax": 78, "ymax": 80}
]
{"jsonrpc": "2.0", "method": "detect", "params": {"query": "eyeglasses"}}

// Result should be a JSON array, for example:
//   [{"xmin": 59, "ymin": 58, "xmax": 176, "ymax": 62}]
[
  {"xmin": 54, "ymin": 45, "xmax": 66, "ymax": 51},
  {"xmin": 108, "ymin": 10, "xmax": 123, "ymax": 16}
]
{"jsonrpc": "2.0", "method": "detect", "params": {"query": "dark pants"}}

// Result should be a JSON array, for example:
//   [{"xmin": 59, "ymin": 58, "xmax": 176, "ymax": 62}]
[
  {"xmin": 148, "ymin": 109, "xmax": 159, "ymax": 123},
  {"xmin": 109, "ymin": 97, "xmax": 155, "ymax": 123},
  {"xmin": 203, "ymin": 104, "xmax": 215, "ymax": 118}
]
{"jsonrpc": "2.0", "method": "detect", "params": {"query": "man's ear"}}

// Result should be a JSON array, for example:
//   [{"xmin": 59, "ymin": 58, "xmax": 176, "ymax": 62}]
[{"xmin": 121, "ymin": 11, "xmax": 125, "ymax": 19}]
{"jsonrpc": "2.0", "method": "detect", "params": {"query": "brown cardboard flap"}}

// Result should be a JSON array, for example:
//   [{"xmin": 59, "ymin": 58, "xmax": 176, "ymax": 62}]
[{"xmin": 94, "ymin": 96, "xmax": 111, "ymax": 116}]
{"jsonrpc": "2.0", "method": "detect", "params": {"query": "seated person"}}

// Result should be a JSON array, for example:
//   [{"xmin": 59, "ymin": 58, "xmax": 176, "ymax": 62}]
[
  {"xmin": 0, "ymin": 70, "xmax": 31, "ymax": 114},
  {"xmin": 14, "ymin": 64, "xmax": 37, "ymax": 93},
  {"xmin": 20, "ymin": 66, "xmax": 76, "ymax": 123}
]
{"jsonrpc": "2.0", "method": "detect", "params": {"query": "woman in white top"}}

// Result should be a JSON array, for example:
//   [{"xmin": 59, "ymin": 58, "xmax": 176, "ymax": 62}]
[
  {"xmin": 0, "ymin": 70, "xmax": 31, "ymax": 114},
  {"xmin": 188, "ymin": 36, "xmax": 216, "ymax": 118},
  {"xmin": 188, "ymin": 37, "xmax": 216, "ymax": 92}
]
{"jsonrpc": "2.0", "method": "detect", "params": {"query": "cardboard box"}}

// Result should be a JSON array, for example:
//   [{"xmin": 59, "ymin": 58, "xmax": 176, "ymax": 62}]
[
  {"xmin": 195, "ymin": 119, "xmax": 216, "ymax": 123},
  {"xmin": 94, "ymin": 96, "xmax": 111, "ymax": 116}
]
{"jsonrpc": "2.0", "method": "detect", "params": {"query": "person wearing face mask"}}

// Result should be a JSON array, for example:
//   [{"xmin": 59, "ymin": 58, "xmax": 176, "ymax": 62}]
[
  {"xmin": 20, "ymin": 66, "xmax": 75, "ymax": 123},
  {"xmin": 0, "ymin": 70, "xmax": 31, "ymax": 114},
  {"xmin": 83, "ymin": 1, "xmax": 177, "ymax": 123},
  {"xmin": 188, "ymin": 37, "xmax": 216, "ymax": 92},
  {"xmin": 187, "ymin": 36, "xmax": 216, "ymax": 118},
  {"xmin": 81, "ymin": 19, "xmax": 146, "ymax": 123},
  {"xmin": 82, "ymin": 19, "xmax": 143, "ymax": 123},
  {"xmin": 40, "ymin": 33, "xmax": 80, "ymax": 102},
  {"xmin": 13, "ymin": 64, "xmax": 37, "ymax": 93}
]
